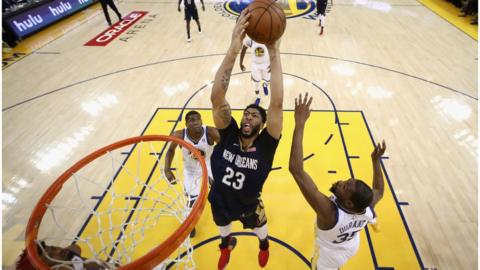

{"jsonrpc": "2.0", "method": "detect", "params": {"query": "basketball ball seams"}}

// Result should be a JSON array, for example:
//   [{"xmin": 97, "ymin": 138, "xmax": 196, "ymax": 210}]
[
  {"xmin": 268, "ymin": 10, "xmax": 273, "ymax": 43},
  {"xmin": 249, "ymin": 7, "xmax": 269, "ymax": 39},
  {"xmin": 245, "ymin": 0, "xmax": 286, "ymax": 44},
  {"xmin": 269, "ymin": 4, "xmax": 286, "ymax": 30}
]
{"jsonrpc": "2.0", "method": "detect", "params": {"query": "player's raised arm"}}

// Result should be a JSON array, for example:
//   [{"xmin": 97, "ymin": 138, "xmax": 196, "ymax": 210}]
[
  {"xmin": 211, "ymin": 9, "xmax": 250, "ymax": 129},
  {"xmin": 370, "ymin": 141, "xmax": 386, "ymax": 208},
  {"xmin": 289, "ymin": 93, "xmax": 335, "ymax": 225},
  {"xmin": 265, "ymin": 40, "xmax": 283, "ymax": 139}
]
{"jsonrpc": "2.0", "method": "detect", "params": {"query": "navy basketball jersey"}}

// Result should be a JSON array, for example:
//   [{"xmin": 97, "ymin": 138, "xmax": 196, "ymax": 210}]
[{"xmin": 209, "ymin": 118, "xmax": 279, "ymax": 212}]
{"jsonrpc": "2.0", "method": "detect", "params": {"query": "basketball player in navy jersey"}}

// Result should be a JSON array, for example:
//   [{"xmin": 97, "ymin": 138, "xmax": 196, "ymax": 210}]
[
  {"xmin": 209, "ymin": 9, "xmax": 284, "ymax": 270},
  {"xmin": 164, "ymin": 110, "xmax": 220, "ymax": 237},
  {"xmin": 289, "ymin": 93, "xmax": 386, "ymax": 270},
  {"xmin": 178, "ymin": 0, "xmax": 205, "ymax": 42}
]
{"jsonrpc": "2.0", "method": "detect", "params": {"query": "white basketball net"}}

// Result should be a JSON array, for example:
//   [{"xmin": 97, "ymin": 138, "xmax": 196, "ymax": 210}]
[{"xmin": 34, "ymin": 139, "xmax": 204, "ymax": 270}]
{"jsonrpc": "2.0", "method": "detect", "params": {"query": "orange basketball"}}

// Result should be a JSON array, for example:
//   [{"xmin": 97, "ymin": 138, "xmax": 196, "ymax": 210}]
[{"xmin": 245, "ymin": 0, "xmax": 286, "ymax": 44}]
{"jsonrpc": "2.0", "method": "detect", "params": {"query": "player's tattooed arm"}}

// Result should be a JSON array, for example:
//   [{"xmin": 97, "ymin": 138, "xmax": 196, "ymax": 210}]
[
  {"xmin": 211, "ymin": 56, "xmax": 234, "ymax": 129},
  {"xmin": 212, "ymin": 103, "xmax": 232, "ymax": 129},
  {"xmin": 211, "ymin": 9, "xmax": 249, "ymax": 129},
  {"xmin": 221, "ymin": 67, "xmax": 233, "ymax": 93}
]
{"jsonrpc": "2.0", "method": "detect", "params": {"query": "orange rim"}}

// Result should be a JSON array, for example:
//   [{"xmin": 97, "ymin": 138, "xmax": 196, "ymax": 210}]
[{"xmin": 26, "ymin": 135, "xmax": 208, "ymax": 270}]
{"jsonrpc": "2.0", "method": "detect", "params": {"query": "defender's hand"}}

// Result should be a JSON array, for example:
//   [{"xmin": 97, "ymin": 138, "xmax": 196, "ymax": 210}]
[
  {"xmin": 294, "ymin": 92, "xmax": 313, "ymax": 126},
  {"xmin": 371, "ymin": 141, "xmax": 386, "ymax": 161}
]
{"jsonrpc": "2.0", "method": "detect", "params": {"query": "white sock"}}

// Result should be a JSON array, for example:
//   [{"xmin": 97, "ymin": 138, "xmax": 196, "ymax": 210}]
[
  {"xmin": 253, "ymin": 224, "xmax": 268, "ymax": 240},
  {"xmin": 218, "ymin": 224, "xmax": 232, "ymax": 237}
]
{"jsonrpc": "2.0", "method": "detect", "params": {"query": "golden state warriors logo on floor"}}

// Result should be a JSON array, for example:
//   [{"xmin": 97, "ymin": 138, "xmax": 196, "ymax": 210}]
[{"xmin": 218, "ymin": 0, "xmax": 316, "ymax": 19}]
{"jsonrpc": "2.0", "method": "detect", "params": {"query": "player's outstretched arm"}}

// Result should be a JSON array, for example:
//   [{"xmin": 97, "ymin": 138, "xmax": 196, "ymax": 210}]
[
  {"xmin": 211, "ymin": 9, "xmax": 250, "ymax": 129},
  {"xmin": 289, "ymin": 93, "xmax": 335, "ymax": 223},
  {"xmin": 164, "ymin": 130, "xmax": 183, "ymax": 184},
  {"xmin": 370, "ymin": 140, "xmax": 386, "ymax": 208},
  {"xmin": 265, "ymin": 39, "xmax": 283, "ymax": 140},
  {"xmin": 177, "ymin": 0, "xmax": 182, "ymax": 12}
]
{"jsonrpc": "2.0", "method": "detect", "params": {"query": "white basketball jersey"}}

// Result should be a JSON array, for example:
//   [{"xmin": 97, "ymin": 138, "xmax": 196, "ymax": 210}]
[
  {"xmin": 181, "ymin": 125, "xmax": 213, "ymax": 179},
  {"xmin": 315, "ymin": 195, "xmax": 376, "ymax": 251},
  {"xmin": 243, "ymin": 36, "xmax": 269, "ymax": 67}
]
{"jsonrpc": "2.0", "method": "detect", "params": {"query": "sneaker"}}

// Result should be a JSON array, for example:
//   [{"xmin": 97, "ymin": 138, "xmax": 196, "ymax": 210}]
[
  {"xmin": 258, "ymin": 248, "xmax": 269, "ymax": 267},
  {"xmin": 187, "ymin": 36, "xmax": 192, "ymax": 42},
  {"xmin": 262, "ymin": 82, "xmax": 269, "ymax": 95},
  {"xmin": 199, "ymin": 29, "xmax": 203, "ymax": 34},
  {"xmin": 218, "ymin": 237, "xmax": 237, "ymax": 270},
  {"xmin": 190, "ymin": 228, "xmax": 196, "ymax": 238}
]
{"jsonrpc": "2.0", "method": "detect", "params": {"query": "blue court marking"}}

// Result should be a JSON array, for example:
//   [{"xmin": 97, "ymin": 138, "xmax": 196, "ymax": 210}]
[
  {"xmin": 378, "ymin": 267, "xmax": 395, "ymax": 270},
  {"xmin": 304, "ymin": 153, "xmax": 315, "ymax": 161},
  {"xmin": 120, "ymin": 152, "xmax": 130, "ymax": 155},
  {"xmin": 399, "ymin": 202, "xmax": 410, "ymax": 206},
  {"xmin": 90, "ymin": 196, "xmax": 102, "ymax": 200},
  {"xmin": 360, "ymin": 111, "xmax": 425, "ymax": 269},
  {"xmin": 324, "ymin": 134, "xmax": 333, "ymax": 145},
  {"xmin": 364, "ymin": 226, "xmax": 381, "ymax": 269},
  {"xmin": 328, "ymin": 170, "xmax": 337, "ymax": 174},
  {"xmin": 165, "ymin": 232, "xmax": 311, "ymax": 269}
]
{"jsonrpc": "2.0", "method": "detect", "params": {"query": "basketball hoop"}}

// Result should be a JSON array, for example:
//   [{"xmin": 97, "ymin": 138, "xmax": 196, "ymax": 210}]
[{"xmin": 25, "ymin": 135, "xmax": 208, "ymax": 270}]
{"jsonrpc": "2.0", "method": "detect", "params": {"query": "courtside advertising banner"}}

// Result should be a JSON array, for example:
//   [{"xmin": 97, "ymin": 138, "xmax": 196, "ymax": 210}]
[{"xmin": 5, "ymin": 0, "xmax": 96, "ymax": 39}]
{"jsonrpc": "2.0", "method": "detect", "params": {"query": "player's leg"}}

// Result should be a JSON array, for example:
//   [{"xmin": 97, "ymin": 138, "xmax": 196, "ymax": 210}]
[
  {"xmin": 99, "ymin": 0, "xmax": 112, "ymax": 25},
  {"xmin": 318, "ymin": 0, "xmax": 327, "ymax": 35},
  {"xmin": 187, "ymin": 194, "xmax": 198, "ymax": 237},
  {"xmin": 251, "ymin": 66, "xmax": 262, "ymax": 105},
  {"xmin": 210, "ymin": 204, "xmax": 237, "ymax": 270},
  {"xmin": 261, "ymin": 65, "xmax": 271, "ymax": 96},
  {"xmin": 185, "ymin": 8, "xmax": 192, "ymax": 41},
  {"xmin": 192, "ymin": 8, "xmax": 202, "ymax": 32},
  {"xmin": 240, "ymin": 198, "xmax": 269, "ymax": 267},
  {"xmin": 106, "ymin": 0, "xmax": 122, "ymax": 21},
  {"xmin": 184, "ymin": 171, "xmax": 201, "ymax": 237}
]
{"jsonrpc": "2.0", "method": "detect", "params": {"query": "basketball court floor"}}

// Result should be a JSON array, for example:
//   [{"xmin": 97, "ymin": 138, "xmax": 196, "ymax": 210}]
[{"xmin": 2, "ymin": 0, "xmax": 477, "ymax": 269}]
